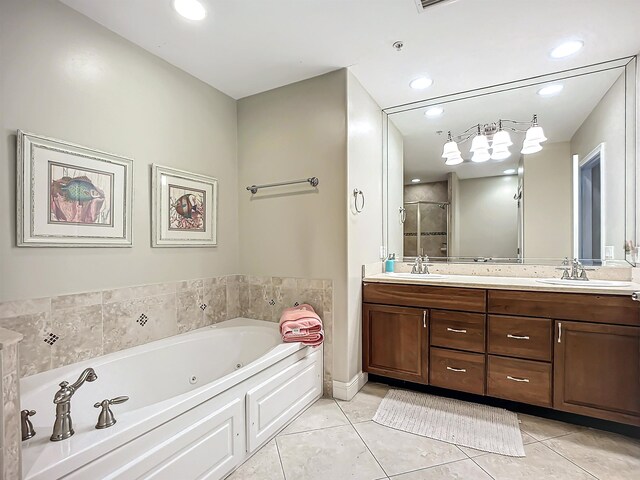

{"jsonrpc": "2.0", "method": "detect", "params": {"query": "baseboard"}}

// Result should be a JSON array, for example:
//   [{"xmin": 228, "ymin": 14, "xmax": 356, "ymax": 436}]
[{"xmin": 332, "ymin": 372, "xmax": 368, "ymax": 401}]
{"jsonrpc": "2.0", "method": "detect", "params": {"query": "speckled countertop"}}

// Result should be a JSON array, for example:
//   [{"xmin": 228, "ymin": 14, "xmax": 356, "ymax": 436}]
[{"xmin": 363, "ymin": 273, "xmax": 640, "ymax": 296}]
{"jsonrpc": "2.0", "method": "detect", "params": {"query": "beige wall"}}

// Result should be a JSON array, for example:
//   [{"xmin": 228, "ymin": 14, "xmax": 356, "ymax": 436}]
[
  {"xmin": 458, "ymin": 175, "xmax": 519, "ymax": 258},
  {"xmin": 0, "ymin": 0, "xmax": 239, "ymax": 301},
  {"xmin": 237, "ymin": 70, "xmax": 349, "ymax": 381},
  {"xmin": 571, "ymin": 73, "xmax": 626, "ymax": 259},
  {"xmin": 524, "ymin": 142, "xmax": 573, "ymax": 259},
  {"xmin": 346, "ymin": 72, "xmax": 383, "ymax": 381}
]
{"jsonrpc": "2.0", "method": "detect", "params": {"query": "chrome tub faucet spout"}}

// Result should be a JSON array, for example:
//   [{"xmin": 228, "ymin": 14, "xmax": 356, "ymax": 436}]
[{"xmin": 50, "ymin": 367, "xmax": 98, "ymax": 442}]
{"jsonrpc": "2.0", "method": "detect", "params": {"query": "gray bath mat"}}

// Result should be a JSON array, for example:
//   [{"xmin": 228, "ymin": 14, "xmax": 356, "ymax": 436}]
[{"xmin": 373, "ymin": 389, "xmax": 525, "ymax": 457}]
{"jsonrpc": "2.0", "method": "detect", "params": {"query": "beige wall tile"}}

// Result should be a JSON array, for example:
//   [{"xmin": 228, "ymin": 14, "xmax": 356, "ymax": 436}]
[
  {"xmin": 2, "ymin": 371, "xmax": 21, "ymax": 479},
  {"xmin": 51, "ymin": 291, "xmax": 102, "ymax": 310},
  {"xmin": 51, "ymin": 304, "xmax": 104, "ymax": 369},
  {"xmin": 177, "ymin": 289, "xmax": 206, "ymax": 333},
  {"xmin": 103, "ymin": 294, "xmax": 177, "ymax": 354},
  {"xmin": 203, "ymin": 283, "xmax": 227, "ymax": 324},
  {"xmin": 102, "ymin": 283, "xmax": 177, "ymax": 304},
  {"xmin": 0, "ymin": 313, "xmax": 51, "ymax": 377},
  {"xmin": 0, "ymin": 298, "xmax": 50, "ymax": 320}
]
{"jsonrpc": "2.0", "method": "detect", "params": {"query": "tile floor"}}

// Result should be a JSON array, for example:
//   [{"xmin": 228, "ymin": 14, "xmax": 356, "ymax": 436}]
[{"xmin": 228, "ymin": 382, "xmax": 640, "ymax": 480}]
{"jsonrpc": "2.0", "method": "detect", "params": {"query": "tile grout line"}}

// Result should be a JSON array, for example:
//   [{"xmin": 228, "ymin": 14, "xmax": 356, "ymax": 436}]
[
  {"xmin": 273, "ymin": 437, "xmax": 288, "ymax": 480},
  {"xmin": 537, "ymin": 438, "xmax": 600, "ymax": 479},
  {"xmin": 468, "ymin": 456, "xmax": 498, "ymax": 480}
]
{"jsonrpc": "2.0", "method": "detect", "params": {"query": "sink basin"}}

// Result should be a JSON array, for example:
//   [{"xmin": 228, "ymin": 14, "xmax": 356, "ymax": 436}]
[
  {"xmin": 383, "ymin": 272, "xmax": 446, "ymax": 279},
  {"xmin": 536, "ymin": 278, "xmax": 631, "ymax": 288}
]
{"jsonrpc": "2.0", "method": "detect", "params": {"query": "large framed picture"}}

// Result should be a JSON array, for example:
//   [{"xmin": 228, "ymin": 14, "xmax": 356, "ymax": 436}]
[
  {"xmin": 151, "ymin": 164, "xmax": 218, "ymax": 247},
  {"xmin": 17, "ymin": 131, "xmax": 133, "ymax": 247}
]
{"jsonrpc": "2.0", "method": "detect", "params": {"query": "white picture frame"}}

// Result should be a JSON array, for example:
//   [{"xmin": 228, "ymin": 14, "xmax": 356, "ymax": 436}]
[
  {"xmin": 151, "ymin": 164, "xmax": 218, "ymax": 247},
  {"xmin": 16, "ymin": 130, "xmax": 133, "ymax": 247}
]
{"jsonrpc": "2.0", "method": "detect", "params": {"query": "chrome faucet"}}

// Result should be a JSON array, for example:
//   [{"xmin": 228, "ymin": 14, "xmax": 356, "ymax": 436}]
[
  {"xmin": 50, "ymin": 368, "xmax": 98, "ymax": 441},
  {"xmin": 411, "ymin": 255, "xmax": 431, "ymax": 274},
  {"xmin": 557, "ymin": 257, "xmax": 591, "ymax": 281}
]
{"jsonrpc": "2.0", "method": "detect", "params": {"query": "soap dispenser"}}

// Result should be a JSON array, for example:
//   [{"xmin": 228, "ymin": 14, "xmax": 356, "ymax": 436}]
[{"xmin": 385, "ymin": 253, "xmax": 396, "ymax": 273}]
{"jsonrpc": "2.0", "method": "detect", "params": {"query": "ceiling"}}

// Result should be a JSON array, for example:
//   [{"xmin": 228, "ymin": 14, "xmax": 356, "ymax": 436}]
[
  {"xmin": 60, "ymin": 0, "xmax": 640, "ymax": 107},
  {"xmin": 393, "ymin": 67, "xmax": 624, "ymax": 183}
]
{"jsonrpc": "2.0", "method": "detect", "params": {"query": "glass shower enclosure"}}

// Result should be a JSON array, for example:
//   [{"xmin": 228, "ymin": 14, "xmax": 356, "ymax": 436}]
[{"xmin": 401, "ymin": 201, "xmax": 450, "ymax": 258}]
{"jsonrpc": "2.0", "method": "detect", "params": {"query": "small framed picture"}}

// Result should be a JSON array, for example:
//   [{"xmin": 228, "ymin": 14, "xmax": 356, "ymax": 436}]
[
  {"xmin": 151, "ymin": 164, "xmax": 218, "ymax": 247},
  {"xmin": 17, "ymin": 131, "xmax": 133, "ymax": 247}
]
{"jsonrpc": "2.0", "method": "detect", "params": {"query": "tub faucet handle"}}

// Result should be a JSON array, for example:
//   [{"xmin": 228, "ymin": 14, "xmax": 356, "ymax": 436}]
[
  {"xmin": 21, "ymin": 409, "xmax": 36, "ymax": 441},
  {"xmin": 94, "ymin": 396, "xmax": 129, "ymax": 429}
]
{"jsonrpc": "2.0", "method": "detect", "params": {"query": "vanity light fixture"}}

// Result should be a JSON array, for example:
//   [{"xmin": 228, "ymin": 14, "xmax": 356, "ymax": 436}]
[
  {"xmin": 550, "ymin": 40, "xmax": 584, "ymax": 59},
  {"xmin": 410, "ymin": 77, "xmax": 433, "ymax": 90},
  {"xmin": 424, "ymin": 106, "xmax": 444, "ymax": 117},
  {"xmin": 441, "ymin": 114, "xmax": 547, "ymax": 166},
  {"xmin": 411, "ymin": 178, "xmax": 421, "ymax": 183},
  {"xmin": 537, "ymin": 84, "xmax": 564, "ymax": 97},
  {"xmin": 503, "ymin": 169, "xmax": 516, "ymax": 175},
  {"xmin": 172, "ymin": 0, "xmax": 207, "ymax": 21}
]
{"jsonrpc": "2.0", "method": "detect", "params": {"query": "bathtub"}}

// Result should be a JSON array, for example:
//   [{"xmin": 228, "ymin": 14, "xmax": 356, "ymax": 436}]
[{"xmin": 20, "ymin": 318, "xmax": 323, "ymax": 479}]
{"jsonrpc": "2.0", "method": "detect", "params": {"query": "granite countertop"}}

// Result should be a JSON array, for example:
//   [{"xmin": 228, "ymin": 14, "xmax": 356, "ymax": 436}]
[{"xmin": 363, "ymin": 273, "xmax": 640, "ymax": 296}]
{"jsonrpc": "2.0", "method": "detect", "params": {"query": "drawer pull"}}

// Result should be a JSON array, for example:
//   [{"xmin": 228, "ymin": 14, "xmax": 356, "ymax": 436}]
[
  {"xmin": 446, "ymin": 366, "xmax": 467, "ymax": 373},
  {"xmin": 423, "ymin": 311, "xmax": 427, "ymax": 328},
  {"xmin": 447, "ymin": 328, "xmax": 467, "ymax": 334},
  {"xmin": 506, "ymin": 375, "xmax": 530, "ymax": 383},
  {"xmin": 506, "ymin": 334, "xmax": 530, "ymax": 340}
]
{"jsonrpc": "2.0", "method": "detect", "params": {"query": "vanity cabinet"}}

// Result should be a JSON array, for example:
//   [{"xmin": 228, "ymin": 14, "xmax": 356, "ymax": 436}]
[
  {"xmin": 363, "ymin": 282, "xmax": 640, "ymax": 426},
  {"xmin": 362, "ymin": 304, "xmax": 429, "ymax": 383},
  {"xmin": 554, "ymin": 321, "xmax": 640, "ymax": 425}
]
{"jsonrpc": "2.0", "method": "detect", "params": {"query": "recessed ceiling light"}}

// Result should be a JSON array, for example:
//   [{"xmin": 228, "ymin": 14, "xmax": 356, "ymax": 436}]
[
  {"xmin": 411, "ymin": 178, "xmax": 421, "ymax": 183},
  {"xmin": 424, "ymin": 106, "xmax": 444, "ymax": 118},
  {"xmin": 537, "ymin": 84, "xmax": 564, "ymax": 97},
  {"xmin": 503, "ymin": 169, "xmax": 516, "ymax": 175},
  {"xmin": 410, "ymin": 77, "xmax": 433, "ymax": 90},
  {"xmin": 550, "ymin": 40, "xmax": 584, "ymax": 59},
  {"xmin": 172, "ymin": 0, "xmax": 207, "ymax": 21}
]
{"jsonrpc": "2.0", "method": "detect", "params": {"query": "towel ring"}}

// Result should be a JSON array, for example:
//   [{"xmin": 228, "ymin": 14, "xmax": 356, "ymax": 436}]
[
  {"xmin": 399, "ymin": 207, "xmax": 406, "ymax": 223},
  {"xmin": 353, "ymin": 189, "xmax": 365, "ymax": 213}
]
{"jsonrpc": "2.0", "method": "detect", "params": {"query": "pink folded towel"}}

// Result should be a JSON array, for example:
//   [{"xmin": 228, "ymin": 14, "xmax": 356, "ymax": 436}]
[{"xmin": 279, "ymin": 304, "xmax": 324, "ymax": 347}]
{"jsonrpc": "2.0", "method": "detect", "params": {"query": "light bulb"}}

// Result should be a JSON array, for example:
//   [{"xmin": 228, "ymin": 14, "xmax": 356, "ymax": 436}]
[
  {"xmin": 445, "ymin": 154, "xmax": 464, "ymax": 166},
  {"xmin": 491, "ymin": 145, "xmax": 511, "ymax": 160},
  {"xmin": 472, "ymin": 149, "xmax": 491, "ymax": 163},
  {"xmin": 550, "ymin": 40, "xmax": 584, "ymax": 59},
  {"xmin": 172, "ymin": 0, "xmax": 207, "ymax": 20},
  {"xmin": 470, "ymin": 135, "xmax": 490, "ymax": 152},
  {"xmin": 442, "ymin": 141, "xmax": 461, "ymax": 158},
  {"xmin": 492, "ymin": 130, "xmax": 513, "ymax": 148},
  {"xmin": 525, "ymin": 125, "xmax": 547, "ymax": 143},
  {"xmin": 521, "ymin": 141, "xmax": 543, "ymax": 155}
]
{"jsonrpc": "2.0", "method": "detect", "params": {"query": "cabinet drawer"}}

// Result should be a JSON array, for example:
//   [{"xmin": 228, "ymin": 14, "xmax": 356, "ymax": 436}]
[
  {"xmin": 488, "ymin": 290, "xmax": 640, "ymax": 326},
  {"xmin": 431, "ymin": 310, "xmax": 486, "ymax": 353},
  {"xmin": 430, "ymin": 348, "xmax": 485, "ymax": 395},
  {"xmin": 363, "ymin": 283, "xmax": 486, "ymax": 312},
  {"xmin": 487, "ymin": 356, "xmax": 552, "ymax": 407},
  {"xmin": 488, "ymin": 315, "xmax": 552, "ymax": 361}
]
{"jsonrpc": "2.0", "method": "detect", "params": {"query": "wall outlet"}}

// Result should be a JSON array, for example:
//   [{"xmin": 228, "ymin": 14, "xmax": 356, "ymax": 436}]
[
  {"xmin": 379, "ymin": 245, "xmax": 387, "ymax": 259},
  {"xmin": 605, "ymin": 246, "xmax": 615, "ymax": 260}
]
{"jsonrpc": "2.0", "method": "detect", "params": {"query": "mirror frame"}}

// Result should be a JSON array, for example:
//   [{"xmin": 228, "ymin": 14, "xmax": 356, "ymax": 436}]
[{"xmin": 382, "ymin": 56, "xmax": 638, "ymax": 266}]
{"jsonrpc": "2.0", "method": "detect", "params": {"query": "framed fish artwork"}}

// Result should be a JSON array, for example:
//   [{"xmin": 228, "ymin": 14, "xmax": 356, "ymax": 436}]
[
  {"xmin": 151, "ymin": 164, "xmax": 218, "ymax": 247},
  {"xmin": 16, "ymin": 131, "xmax": 133, "ymax": 247}
]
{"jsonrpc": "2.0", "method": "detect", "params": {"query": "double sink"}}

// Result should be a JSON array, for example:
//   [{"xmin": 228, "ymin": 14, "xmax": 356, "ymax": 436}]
[{"xmin": 381, "ymin": 272, "xmax": 631, "ymax": 288}]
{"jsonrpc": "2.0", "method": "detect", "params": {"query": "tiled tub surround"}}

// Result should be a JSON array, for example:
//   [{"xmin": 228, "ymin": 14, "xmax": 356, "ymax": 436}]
[
  {"xmin": 1, "ymin": 327, "xmax": 23, "ymax": 479},
  {"xmin": 0, "ymin": 275, "xmax": 333, "ymax": 395}
]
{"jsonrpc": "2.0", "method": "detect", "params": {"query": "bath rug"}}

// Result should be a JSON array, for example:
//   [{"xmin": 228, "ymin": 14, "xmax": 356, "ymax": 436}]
[{"xmin": 373, "ymin": 389, "xmax": 525, "ymax": 457}]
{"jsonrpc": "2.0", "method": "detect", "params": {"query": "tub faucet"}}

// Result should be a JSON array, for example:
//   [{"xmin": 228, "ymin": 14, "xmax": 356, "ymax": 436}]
[{"xmin": 50, "ymin": 367, "xmax": 98, "ymax": 441}]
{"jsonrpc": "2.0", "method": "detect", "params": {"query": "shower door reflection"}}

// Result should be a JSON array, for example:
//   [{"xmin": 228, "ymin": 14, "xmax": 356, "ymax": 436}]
[{"xmin": 402, "ymin": 201, "xmax": 449, "ymax": 258}]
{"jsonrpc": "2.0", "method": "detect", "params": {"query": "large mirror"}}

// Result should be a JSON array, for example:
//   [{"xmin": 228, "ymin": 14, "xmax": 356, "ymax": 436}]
[{"xmin": 383, "ymin": 57, "xmax": 637, "ymax": 265}]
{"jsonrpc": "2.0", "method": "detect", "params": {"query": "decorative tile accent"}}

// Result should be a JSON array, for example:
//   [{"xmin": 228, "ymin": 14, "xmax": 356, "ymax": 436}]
[
  {"xmin": 43, "ymin": 333, "xmax": 59, "ymax": 345},
  {"xmin": 137, "ymin": 314, "xmax": 149, "ymax": 326},
  {"xmin": 200, "ymin": 304, "xmax": 207, "ymax": 310}
]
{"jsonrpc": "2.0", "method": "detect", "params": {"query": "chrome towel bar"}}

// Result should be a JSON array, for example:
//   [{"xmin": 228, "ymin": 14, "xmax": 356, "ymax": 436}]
[{"xmin": 246, "ymin": 177, "xmax": 319, "ymax": 194}]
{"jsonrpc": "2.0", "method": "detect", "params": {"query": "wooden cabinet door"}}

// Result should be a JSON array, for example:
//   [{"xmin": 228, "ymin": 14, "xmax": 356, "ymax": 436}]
[
  {"xmin": 363, "ymin": 304, "xmax": 429, "ymax": 384},
  {"xmin": 554, "ymin": 320, "xmax": 640, "ymax": 426}
]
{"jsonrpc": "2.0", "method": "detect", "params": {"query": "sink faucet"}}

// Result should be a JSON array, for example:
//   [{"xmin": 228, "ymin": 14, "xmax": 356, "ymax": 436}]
[
  {"xmin": 50, "ymin": 368, "xmax": 98, "ymax": 441},
  {"xmin": 411, "ymin": 255, "xmax": 430, "ymax": 274},
  {"xmin": 558, "ymin": 257, "xmax": 591, "ymax": 281}
]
